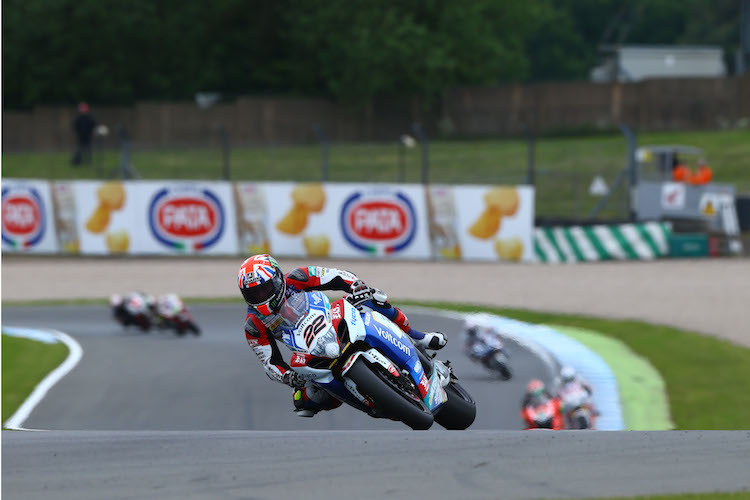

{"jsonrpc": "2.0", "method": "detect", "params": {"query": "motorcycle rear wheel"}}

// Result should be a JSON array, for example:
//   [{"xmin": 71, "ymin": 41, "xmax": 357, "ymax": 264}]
[
  {"xmin": 346, "ymin": 358, "xmax": 433, "ymax": 430},
  {"xmin": 434, "ymin": 382, "xmax": 476, "ymax": 430}
]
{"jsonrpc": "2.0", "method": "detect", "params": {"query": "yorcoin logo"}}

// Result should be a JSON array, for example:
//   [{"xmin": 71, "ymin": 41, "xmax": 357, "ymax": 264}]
[
  {"xmin": 1, "ymin": 185, "xmax": 46, "ymax": 249},
  {"xmin": 148, "ymin": 187, "xmax": 224, "ymax": 251},
  {"xmin": 340, "ymin": 190, "xmax": 416, "ymax": 254}
]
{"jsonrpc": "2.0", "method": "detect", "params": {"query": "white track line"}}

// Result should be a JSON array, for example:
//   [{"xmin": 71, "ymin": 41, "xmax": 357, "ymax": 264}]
[{"xmin": 3, "ymin": 328, "xmax": 83, "ymax": 431}]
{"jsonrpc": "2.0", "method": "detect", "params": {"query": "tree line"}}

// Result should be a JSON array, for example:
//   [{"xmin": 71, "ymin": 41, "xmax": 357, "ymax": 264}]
[{"xmin": 2, "ymin": 0, "xmax": 742, "ymax": 109}]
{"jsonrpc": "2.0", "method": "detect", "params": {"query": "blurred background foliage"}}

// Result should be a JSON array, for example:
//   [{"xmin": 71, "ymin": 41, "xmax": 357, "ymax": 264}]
[{"xmin": 2, "ymin": 0, "xmax": 743, "ymax": 109}]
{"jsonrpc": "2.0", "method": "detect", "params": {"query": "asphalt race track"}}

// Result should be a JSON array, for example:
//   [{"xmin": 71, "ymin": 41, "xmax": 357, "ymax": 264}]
[
  {"xmin": 1, "ymin": 305, "xmax": 548, "ymax": 430},
  {"xmin": 3, "ymin": 304, "xmax": 750, "ymax": 500}
]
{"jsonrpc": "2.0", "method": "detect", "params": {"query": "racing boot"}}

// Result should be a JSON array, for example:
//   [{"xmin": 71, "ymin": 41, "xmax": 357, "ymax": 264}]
[{"xmin": 293, "ymin": 384, "xmax": 342, "ymax": 417}]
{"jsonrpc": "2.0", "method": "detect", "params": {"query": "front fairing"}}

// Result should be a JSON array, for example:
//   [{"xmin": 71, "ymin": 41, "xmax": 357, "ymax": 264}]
[
  {"xmin": 276, "ymin": 291, "xmax": 339, "ymax": 358},
  {"xmin": 359, "ymin": 309, "xmax": 446, "ymax": 412}
]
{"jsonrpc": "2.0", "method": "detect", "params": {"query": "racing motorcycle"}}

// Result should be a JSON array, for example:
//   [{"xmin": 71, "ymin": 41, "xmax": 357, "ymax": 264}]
[
  {"xmin": 558, "ymin": 383, "xmax": 595, "ymax": 430},
  {"xmin": 465, "ymin": 333, "xmax": 512, "ymax": 380},
  {"xmin": 279, "ymin": 291, "xmax": 476, "ymax": 430},
  {"xmin": 521, "ymin": 395, "xmax": 563, "ymax": 430},
  {"xmin": 111, "ymin": 293, "xmax": 153, "ymax": 332},
  {"xmin": 155, "ymin": 294, "xmax": 201, "ymax": 336}
]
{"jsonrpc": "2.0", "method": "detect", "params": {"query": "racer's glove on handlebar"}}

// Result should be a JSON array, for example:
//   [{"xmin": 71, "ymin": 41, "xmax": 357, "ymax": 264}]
[
  {"xmin": 418, "ymin": 332, "xmax": 448, "ymax": 350},
  {"xmin": 349, "ymin": 280, "xmax": 373, "ymax": 309},
  {"xmin": 283, "ymin": 371, "xmax": 306, "ymax": 388}
]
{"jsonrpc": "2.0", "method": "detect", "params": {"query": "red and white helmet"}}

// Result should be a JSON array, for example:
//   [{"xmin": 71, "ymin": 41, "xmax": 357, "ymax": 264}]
[
  {"xmin": 526, "ymin": 379, "xmax": 545, "ymax": 398},
  {"xmin": 237, "ymin": 254, "xmax": 286, "ymax": 316}
]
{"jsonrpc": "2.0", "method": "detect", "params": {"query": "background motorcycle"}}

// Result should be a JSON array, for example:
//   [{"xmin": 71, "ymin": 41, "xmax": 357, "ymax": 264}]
[
  {"xmin": 559, "ymin": 384, "xmax": 595, "ymax": 430},
  {"xmin": 280, "ymin": 291, "xmax": 476, "ymax": 430},
  {"xmin": 466, "ymin": 334, "xmax": 513, "ymax": 380},
  {"xmin": 155, "ymin": 296, "xmax": 201, "ymax": 336},
  {"xmin": 521, "ymin": 395, "xmax": 563, "ymax": 430},
  {"xmin": 111, "ymin": 294, "xmax": 153, "ymax": 332}
]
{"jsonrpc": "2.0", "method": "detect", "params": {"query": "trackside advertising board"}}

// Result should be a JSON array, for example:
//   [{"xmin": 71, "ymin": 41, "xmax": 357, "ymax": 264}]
[
  {"xmin": 427, "ymin": 185, "xmax": 535, "ymax": 262},
  {"xmin": 68, "ymin": 181, "xmax": 238, "ymax": 255},
  {"xmin": 1, "ymin": 179, "xmax": 58, "ymax": 253},
  {"xmin": 256, "ymin": 182, "xmax": 432, "ymax": 259},
  {"xmin": 3, "ymin": 179, "xmax": 534, "ymax": 262}
]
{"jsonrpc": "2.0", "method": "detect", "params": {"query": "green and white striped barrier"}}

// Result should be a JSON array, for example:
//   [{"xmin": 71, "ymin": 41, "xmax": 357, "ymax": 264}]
[{"xmin": 534, "ymin": 222, "xmax": 671, "ymax": 263}]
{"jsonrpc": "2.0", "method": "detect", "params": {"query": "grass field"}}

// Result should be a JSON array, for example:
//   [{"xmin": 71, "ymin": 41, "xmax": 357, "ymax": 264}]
[
  {"xmin": 1, "ymin": 333, "xmax": 68, "ymax": 424},
  {"xmin": 3, "ymin": 129, "xmax": 749, "ymax": 219}
]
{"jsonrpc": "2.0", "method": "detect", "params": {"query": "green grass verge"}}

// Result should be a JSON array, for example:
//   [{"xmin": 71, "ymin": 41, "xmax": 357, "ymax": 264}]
[
  {"xmin": 400, "ymin": 300, "xmax": 750, "ymax": 430},
  {"xmin": 2, "ymin": 333, "xmax": 69, "ymax": 423},
  {"xmin": 4, "ymin": 129, "xmax": 749, "ymax": 219}
]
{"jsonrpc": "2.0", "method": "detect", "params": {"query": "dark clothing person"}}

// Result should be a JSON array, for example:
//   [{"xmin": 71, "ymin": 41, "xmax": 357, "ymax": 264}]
[{"xmin": 72, "ymin": 102, "xmax": 97, "ymax": 165}]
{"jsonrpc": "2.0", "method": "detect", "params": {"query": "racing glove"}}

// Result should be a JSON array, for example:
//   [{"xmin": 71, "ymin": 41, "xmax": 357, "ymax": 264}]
[
  {"xmin": 418, "ymin": 332, "xmax": 448, "ymax": 350},
  {"xmin": 282, "ymin": 371, "xmax": 306, "ymax": 388},
  {"xmin": 349, "ymin": 280, "xmax": 373, "ymax": 308}
]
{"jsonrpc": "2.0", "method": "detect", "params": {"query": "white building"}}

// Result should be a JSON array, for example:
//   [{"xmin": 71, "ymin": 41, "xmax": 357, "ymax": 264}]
[{"xmin": 591, "ymin": 45, "xmax": 726, "ymax": 82}]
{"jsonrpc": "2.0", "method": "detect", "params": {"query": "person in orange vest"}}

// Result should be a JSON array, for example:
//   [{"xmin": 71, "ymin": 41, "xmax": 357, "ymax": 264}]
[
  {"xmin": 671, "ymin": 155, "xmax": 691, "ymax": 182},
  {"xmin": 690, "ymin": 159, "xmax": 713, "ymax": 185}
]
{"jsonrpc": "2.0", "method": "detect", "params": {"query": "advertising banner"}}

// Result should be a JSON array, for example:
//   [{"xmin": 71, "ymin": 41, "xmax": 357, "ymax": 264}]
[
  {"xmin": 70, "ymin": 180, "xmax": 237, "ymax": 255},
  {"xmin": 427, "ymin": 185, "xmax": 535, "ymax": 262},
  {"xmin": 262, "ymin": 182, "xmax": 431, "ymax": 259},
  {"xmin": 2, "ymin": 179, "xmax": 58, "ymax": 253}
]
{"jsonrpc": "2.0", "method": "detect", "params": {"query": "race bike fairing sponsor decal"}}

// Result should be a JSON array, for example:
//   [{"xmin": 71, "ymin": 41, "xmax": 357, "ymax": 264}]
[
  {"xmin": 339, "ymin": 190, "xmax": 417, "ymax": 254},
  {"xmin": 1, "ymin": 185, "xmax": 46, "ymax": 249},
  {"xmin": 148, "ymin": 187, "xmax": 225, "ymax": 251}
]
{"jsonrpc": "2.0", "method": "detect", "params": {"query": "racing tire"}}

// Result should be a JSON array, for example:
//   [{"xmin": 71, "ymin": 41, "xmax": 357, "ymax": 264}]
[
  {"xmin": 485, "ymin": 357, "xmax": 512, "ymax": 381},
  {"xmin": 434, "ymin": 381, "xmax": 476, "ymax": 430},
  {"xmin": 575, "ymin": 415, "xmax": 590, "ymax": 430},
  {"xmin": 188, "ymin": 322, "xmax": 201, "ymax": 336},
  {"xmin": 346, "ymin": 358, "xmax": 433, "ymax": 430}
]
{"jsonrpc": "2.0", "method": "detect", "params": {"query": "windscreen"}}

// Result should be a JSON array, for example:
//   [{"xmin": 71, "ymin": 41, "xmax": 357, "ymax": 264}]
[{"xmin": 278, "ymin": 292, "xmax": 310, "ymax": 329}]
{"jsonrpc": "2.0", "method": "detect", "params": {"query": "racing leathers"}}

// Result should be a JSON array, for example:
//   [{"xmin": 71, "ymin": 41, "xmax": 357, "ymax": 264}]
[{"xmin": 243, "ymin": 265, "xmax": 446, "ymax": 416}]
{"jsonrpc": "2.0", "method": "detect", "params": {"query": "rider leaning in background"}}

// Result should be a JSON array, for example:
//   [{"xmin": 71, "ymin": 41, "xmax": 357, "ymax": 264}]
[{"xmin": 237, "ymin": 254, "xmax": 447, "ymax": 417}]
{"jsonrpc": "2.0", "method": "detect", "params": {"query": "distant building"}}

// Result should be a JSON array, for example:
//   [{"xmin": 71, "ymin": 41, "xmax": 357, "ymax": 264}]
[{"xmin": 590, "ymin": 45, "xmax": 726, "ymax": 83}]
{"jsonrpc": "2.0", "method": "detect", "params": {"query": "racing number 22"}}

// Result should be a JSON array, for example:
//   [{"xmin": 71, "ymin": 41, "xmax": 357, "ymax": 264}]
[{"xmin": 304, "ymin": 315, "xmax": 327, "ymax": 346}]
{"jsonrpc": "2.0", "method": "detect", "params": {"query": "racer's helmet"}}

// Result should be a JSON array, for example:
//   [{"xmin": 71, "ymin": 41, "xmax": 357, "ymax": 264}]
[
  {"xmin": 238, "ymin": 254, "xmax": 286, "ymax": 316},
  {"xmin": 560, "ymin": 365, "xmax": 576, "ymax": 384},
  {"xmin": 526, "ymin": 379, "xmax": 545, "ymax": 398}
]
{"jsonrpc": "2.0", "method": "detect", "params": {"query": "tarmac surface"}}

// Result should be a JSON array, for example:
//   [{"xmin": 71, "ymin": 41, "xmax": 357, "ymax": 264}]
[
  {"xmin": 4, "ymin": 255, "xmax": 750, "ymax": 346},
  {"xmin": 3, "ymin": 256, "xmax": 750, "ymax": 499}
]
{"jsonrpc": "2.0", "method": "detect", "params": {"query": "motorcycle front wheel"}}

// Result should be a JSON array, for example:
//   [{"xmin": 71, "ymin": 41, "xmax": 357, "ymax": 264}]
[
  {"xmin": 346, "ymin": 358, "xmax": 433, "ymax": 430},
  {"xmin": 434, "ymin": 382, "xmax": 476, "ymax": 430}
]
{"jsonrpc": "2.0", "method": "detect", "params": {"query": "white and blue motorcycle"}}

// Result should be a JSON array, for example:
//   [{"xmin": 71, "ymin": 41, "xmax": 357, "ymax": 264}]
[{"xmin": 277, "ymin": 291, "xmax": 476, "ymax": 430}]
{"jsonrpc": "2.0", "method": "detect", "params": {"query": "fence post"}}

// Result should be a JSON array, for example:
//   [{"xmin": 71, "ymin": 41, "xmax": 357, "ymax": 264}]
[
  {"xmin": 411, "ymin": 123, "xmax": 429, "ymax": 184},
  {"xmin": 217, "ymin": 124, "xmax": 231, "ymax": 180},
  {"xmin": 113, "ymin": 125, "xmax": 139, "ymax": 179},
  {"xmin": 525, "ymin": 126, "xmax": 536, "ymax": 185},
  {"xmin": 312, "ymin": 124, "xmax": 329, "ymax": 181},
  {"xmin": 619, "ymin": 123, "xmax": 637, "ymax": 220}
]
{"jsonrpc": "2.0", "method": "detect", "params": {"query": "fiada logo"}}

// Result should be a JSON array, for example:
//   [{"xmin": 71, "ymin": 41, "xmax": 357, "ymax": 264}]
[
  {"xmin": 340, "ymin": 191, "xmax": 417, "ymax": 254},
  {"xmin": 1, "ymin": 185, "xmax": 46, "ymax": 249},
  {"xmin": 148, "ymin": 187, "xmax": 225, "ymax": 251}
]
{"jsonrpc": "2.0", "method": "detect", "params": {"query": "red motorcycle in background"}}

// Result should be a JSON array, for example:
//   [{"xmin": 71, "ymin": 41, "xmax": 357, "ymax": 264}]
[
  {"xmin": 154, "ymin": 294, "xmax": 201, "ymax": 336},
  {"xmin": 521, "ymin": 393, "xmax": 563, "ymax": 430}
]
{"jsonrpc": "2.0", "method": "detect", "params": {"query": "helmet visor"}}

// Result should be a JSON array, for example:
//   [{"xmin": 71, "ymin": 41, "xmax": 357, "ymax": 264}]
[{"xmin": 241, "ymin": 271, "xmax": 284, "ymax": 307}]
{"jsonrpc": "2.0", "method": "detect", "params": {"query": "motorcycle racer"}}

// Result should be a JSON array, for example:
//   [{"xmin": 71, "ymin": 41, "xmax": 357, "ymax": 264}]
[
  {"xmin": 238, "ymin": 254, "xmax": 448, "ymax": 417},
  {"xmin": 521, "ymin": 379, "xmax": 563, "ymax": 430},
  {"xmin": 110, "ymin": 291, "xmax": 156, "ymax": 330},
  {"xmin": 555, "ymin": 365, "xmax": 597, "ymax": 429}
]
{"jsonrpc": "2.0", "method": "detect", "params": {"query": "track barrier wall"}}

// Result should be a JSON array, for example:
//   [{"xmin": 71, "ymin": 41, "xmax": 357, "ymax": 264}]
[
  {"xmin": 4, "ymin": 178, "xmax": 671, "ymax": 264},
  {"xmin": 534, "ymin": 222, "xmax": 671, "ymax": 263}
]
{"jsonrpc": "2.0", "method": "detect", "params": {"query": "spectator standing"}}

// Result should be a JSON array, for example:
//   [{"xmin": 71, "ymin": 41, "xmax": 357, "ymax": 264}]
[{"xmin": 71, "ymin": 102, "xmax": 97, "ymax": 165}]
